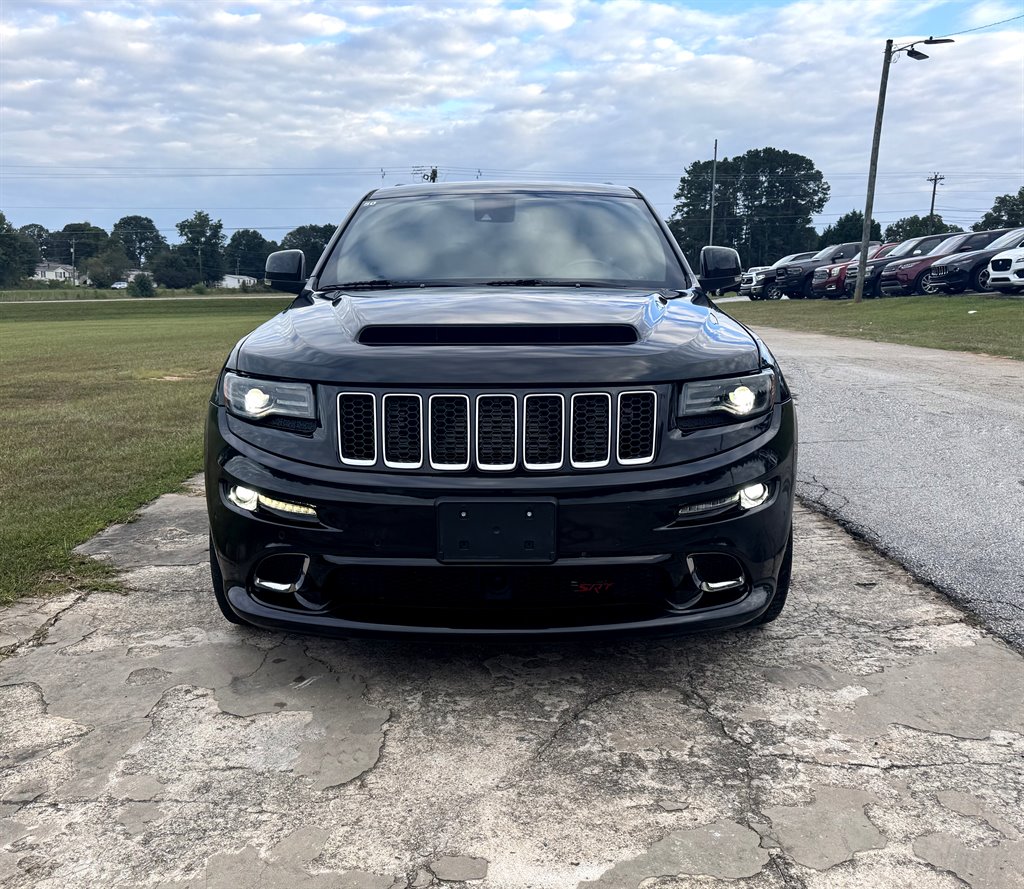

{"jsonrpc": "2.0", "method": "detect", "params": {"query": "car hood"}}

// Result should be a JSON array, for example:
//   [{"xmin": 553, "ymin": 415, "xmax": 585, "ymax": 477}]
[
  {"xmin": 234, "ymin": 287, "xmax": 760, "ymax": 386},
  {"xmin": 937, "ymin": 246, "xmax": 1004, "ymax": 267}
]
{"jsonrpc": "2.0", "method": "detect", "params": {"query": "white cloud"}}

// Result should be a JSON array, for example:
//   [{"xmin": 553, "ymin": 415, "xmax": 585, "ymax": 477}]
[{"xmin": 0, "ymin": 0, "xmax": 1020, "ymax": 248}]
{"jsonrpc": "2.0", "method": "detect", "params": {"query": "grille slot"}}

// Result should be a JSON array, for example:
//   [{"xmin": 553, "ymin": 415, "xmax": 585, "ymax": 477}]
[
  {"xmin": 991, "ymin": 258, "xmax": 1011, "ymax": 271},
  {"xmin": 524, "ymin": 394, "xmax": 565, "ymax": 470},
  {"xmin": 338, "ymin": 393, "xmax": 377, "ymax": 465},
  {"xmin": 571, "ymin": 393, "xmax": 611, "ymax": 468},
  {"xmin": 429, "ymin": 395, "xmax": 470, "ymax": 470},
  {"xmin": 617, "ymin": 391, "xmax": 657, "ymax": 464},
  {"xmin": 382, "ymin": 394, "xmax": 423, "ymax": 468},
  {"xmin": 476, "ymin": 395, "xmax": 517, "ymax": 470},
  {"xmin": 337, "ymin": 389, "xmax": 659, "ymax": 471}
]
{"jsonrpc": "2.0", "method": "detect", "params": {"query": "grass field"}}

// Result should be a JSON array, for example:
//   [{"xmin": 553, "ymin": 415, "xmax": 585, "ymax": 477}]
[
  {"xmin": 0, "ymin": 297, "xmax": 292, "ymax": 605},
  {"xmin": 726, "ymin": 294, "xmax": 1024, "ymax": 361},
  {"xmin": 0, "ymin": 287, "xmax": 275, "ymax": 302}
]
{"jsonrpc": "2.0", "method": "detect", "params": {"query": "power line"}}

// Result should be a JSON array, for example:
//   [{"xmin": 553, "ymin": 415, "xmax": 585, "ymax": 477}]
[{"xmin": 935, "ymin": 12, "xmax": 1024, "ymax": 38}]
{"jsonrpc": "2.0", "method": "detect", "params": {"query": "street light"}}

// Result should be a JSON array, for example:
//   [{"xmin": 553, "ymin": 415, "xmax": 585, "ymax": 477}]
[{"xmin": 853, "ymin": 36, "xmax": 954, "ymax": 303}]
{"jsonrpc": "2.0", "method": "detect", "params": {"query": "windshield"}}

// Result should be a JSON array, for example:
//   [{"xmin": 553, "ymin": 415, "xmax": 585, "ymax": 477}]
[
  {"xmin": 888, "ymin": 234, "xmax": 951, "ymax": 258},
  {"xmin": 317, "ymin": 192, "xmax": 688, "ymax": 291},
  {"xmin": 927, "ymin": 233, "xmax": 966, "ymax": 254},
  {"xmin": 985, "ymin": 228, "xmax": 1024, "ymax": 251}
]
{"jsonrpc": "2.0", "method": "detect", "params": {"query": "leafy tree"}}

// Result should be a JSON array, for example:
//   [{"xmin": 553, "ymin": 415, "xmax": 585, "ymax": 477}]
[
  {"xmin": 818, "ymin": 210, "xmax": 880, "ymax": 248},
  {"xmin": 149, "ymin": 246, "xmax": 201, "ymax": 289},
  {"xmin": 883, "ymin": 214, "xmax": 959, "ymax": 243},
  {"xmin": 0, "ymin": 212, "xmax": 40, "ymax": 285},
  {"xmin": 225, "ymin": 229, "xmax": 278, "ymax": 279},
  {"xmin": 668, "ymin": 147, "xmax": 829, "ymax": 267},
  {"xmin": 280, "ymin": 223, "xmax": 336, "ymax": 270},
  {"xmin": 45, "ymin": 222, "xmax": 108, "ymax": 266},
  {"xmin": 84, "ymin": 241, "xmax": 131, "ymax": 288},
  {"xmin": 111, "ymin": 215, "xmax": 167, "ymax": 266},
  {"xmin": 129, "ymin": 274, "xmax": 155, "ymax": 297},
  {"xmin": 972, "ymin": 186, "xmax": 1024, "ymax": 231},
  {"xmin": 18, "ymin": 223, "xmax": 49, "ymax": 255},
  {"xmin": 175, "ymin": 211, "xmax": 226, "ymax": 284}
]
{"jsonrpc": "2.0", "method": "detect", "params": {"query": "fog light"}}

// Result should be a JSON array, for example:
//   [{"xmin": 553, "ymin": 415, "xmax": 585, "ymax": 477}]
[
  {"xmin": 739, "ymin": 483, "xmax": 769, "ymax": 509},
  {"xmin": 257, "ymin": 493, "xmax": 317, "ymax": 517},
  {"xmin": 229, "ymin": 485, "xmax": 258, "ymax": 511},
  {"xmin": 677, "ymin": 493, "xmax": 739, "ymax": 517}
]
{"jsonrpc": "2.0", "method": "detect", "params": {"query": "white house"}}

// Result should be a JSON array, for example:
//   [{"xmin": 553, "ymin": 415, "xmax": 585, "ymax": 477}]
[
  {"xmin": 32, "ymin": 262, "xmax": 76, "ymax": 282},
  {"xmin": 218, "ymin": 274, "xmax": 259, "ymax": 289}
]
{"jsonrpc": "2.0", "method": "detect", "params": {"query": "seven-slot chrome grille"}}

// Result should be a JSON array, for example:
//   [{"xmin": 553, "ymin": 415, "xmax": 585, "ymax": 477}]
[{"xmin": 338, "ymin": 390, "xmax": 657, "ymax": 471}]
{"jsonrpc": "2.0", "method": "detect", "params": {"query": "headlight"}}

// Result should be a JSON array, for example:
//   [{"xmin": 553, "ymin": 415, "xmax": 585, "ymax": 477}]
[
  {"xmin": 753, "ymin": 273, "xmax": 764, "ymax": 282},
  {"xmin": 223, "ymin": 372, "xmax": 315, "ymax": 420},
  {"xmin": 828, "ymin": 266, "xmax": 840, "ymax": 278},
  {"xmin": 1014, "ymin": 257, "xmax": 1024, "ymax": 265},
  {"xmin": 678, "ymin": 370, "xmax": 776, "ymax": 422},
  {"xmin": 894, "ymin": 262, "xmax": 919, "ymax": 271}
]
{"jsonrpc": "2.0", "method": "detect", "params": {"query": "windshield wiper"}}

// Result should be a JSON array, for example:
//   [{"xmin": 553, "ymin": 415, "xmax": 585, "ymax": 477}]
[
  {"xmin": 318, "ymin": 280, "xmax": 405, "ymax": 292},
  {"xmin": 317, "ymin": 280, "xmax": 467, "ymax": 293}
]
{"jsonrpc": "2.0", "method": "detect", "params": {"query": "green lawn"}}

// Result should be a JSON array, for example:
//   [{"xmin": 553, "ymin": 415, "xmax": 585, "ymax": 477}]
[
  {"xmin": 725, "ymin": 295, "xmax": 1024, "ymax": 361},
  {"xmin": 0, "ymin": 297, "xmax": 292, "ymax": 604},
  {"xmin": 0, "ymin": 287, "xmax": 274, "ymax": 302}
]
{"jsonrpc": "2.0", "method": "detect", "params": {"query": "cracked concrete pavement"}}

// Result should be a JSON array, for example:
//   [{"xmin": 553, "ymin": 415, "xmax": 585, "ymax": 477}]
[
  {"xmin": 2, "ymin": 483, "xmax": 1024, "ymax": 888},
  {"xmin": 749, "ymin": 328, "xmax": 1024, "ymax": 649}
]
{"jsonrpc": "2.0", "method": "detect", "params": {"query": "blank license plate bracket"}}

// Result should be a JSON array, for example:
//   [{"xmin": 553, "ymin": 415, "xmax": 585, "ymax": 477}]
[{"xmin": 437, "ymin": 499, "xmax": 556, "ymax": 563}]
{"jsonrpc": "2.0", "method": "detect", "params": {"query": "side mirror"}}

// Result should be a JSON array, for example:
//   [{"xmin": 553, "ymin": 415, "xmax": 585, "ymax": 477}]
[
  {"xmin": 833, "ymin": 252, "xmax": 846, "ymax": 260},
  {"xmin": 265, "ymin": 249, "xmax": 306, "ymax": 294},
  {"xmin": 698, "ymin": 246, "xmax": 742, "ymax": 293}
]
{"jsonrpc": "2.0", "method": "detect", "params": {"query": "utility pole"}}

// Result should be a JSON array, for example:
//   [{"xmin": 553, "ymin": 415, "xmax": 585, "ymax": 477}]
[
  {"xmin": 70, "ymin": 236, "xmax": 77, "ymax": 287},
  {"xmin": 926, "ymin": 172, "xmax": 944, "ymax": 232},
  {"xmin": 708, "ymin": 139, "xmax": 718, "ymax": 246},
  {"xmin": 853, "ymin": 39, "xmax": 892, "ymax": 304},
  {"xmin": 853, "ymin": 35, "xmax": 954, "ymax": 303}
]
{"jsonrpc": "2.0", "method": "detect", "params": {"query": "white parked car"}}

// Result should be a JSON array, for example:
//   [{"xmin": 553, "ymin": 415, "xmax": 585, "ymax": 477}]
[
  {"xmin": 740, "ymin": 266, "xmax": 771, "ymax": 299},
  {"xmin": 111, "ymin": 281, "xmax": 129, "ymax": 289},
  {"xmin": 987, "ymin": 247, "xmax": 1024, "ymax": 294}
]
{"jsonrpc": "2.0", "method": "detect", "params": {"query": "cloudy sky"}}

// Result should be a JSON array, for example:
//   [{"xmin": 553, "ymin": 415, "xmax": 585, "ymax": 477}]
[{"xmin": 1, "ymin": 0, "xmax": 1022, "ymax": 253}]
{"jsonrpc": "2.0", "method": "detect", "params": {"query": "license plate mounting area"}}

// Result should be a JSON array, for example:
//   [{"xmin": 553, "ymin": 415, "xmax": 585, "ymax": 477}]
[{"xmin": 437, "ymin": 498, "xmax": 556, "ymax": 563}]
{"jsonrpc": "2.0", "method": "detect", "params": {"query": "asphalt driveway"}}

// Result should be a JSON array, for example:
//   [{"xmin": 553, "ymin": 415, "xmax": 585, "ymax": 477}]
[
  {"xmin": 752, "ymin": 328, "xmax": 1024, "ymax": 648},
  {"xmin": 2, "ymin": 481, "xmax": 1022, "ymax": 888}
]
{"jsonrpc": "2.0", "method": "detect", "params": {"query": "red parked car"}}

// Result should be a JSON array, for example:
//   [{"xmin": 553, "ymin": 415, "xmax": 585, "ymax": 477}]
[{"xmin": 812, "ymin": 243, "xmax": 898, "ymax": 299}]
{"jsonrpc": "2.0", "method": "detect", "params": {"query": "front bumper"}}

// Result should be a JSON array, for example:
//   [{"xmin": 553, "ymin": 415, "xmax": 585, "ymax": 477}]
[
  {"xmin": 206, "ymin": 400, "xmax": 796, "ymax": 638},
  {"xmin": 929, "ymin": 268, "xmax": 969, "ymax": 292},
  {"xmin": 879, "ymin": 271, "xmax": 914, "ymax": 295}
]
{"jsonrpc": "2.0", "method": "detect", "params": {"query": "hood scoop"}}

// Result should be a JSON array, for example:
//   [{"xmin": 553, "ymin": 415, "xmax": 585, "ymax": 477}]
[{"xmin": 358, "ymin": 324, "xmax": 639, "ymax": 346}]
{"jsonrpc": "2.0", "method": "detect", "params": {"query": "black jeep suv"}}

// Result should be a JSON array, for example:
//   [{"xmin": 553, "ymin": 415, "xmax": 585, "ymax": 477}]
[
  {"xmin": 206, "ymin": 183, "xmax": 796, "ymax": 638},
  {"xmin": 775, "ymin": 241, "xmax": 878, "ymax": 299}
]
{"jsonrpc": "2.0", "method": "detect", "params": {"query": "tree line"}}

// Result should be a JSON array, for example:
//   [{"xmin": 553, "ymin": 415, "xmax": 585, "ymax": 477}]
[
  {"xmin": 0, "ymin": 212, "xmax": 336, "ymax": 289},
  {"xmin": 2, "ymin": 162, "xmax": 1022, "ymax": 287},
  {"xmin": 667, "ymin": 148, "xmax": 1023, "ymax": 266}
]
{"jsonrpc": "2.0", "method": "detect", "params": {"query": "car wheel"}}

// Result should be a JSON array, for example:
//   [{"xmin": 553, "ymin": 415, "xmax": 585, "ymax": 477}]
[
  {"xmin": 765, "ymin": 285, "xmax": 783, "ymax": 300},
  {"xmin": 802, "ymin": 276, "xmax": 818, "ymax": 299},
  {"xmin": 749, "ymin": 526, "xmax": 792, "ymax": 627},
  {"xmin": 970, "ymin": 267, "xmax": 992, "ymax": 293},
  {"xmin": 210, "ymin": 537, "xmax": 250, "ymax": 626},
  {"xmin": 915, "ymin": 271, "xmax": 939, "ymax": 295}
]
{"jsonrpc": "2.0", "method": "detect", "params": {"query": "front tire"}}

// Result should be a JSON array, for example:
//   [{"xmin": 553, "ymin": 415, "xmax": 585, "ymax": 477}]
[
  {"xmin": 765, "ymin": 284, "xmax": 783, "ymax": 300},
  {"xmin": 915, "ymin": 271, "xmax": 939, "ymax": 295},
  {"xmin": 750, "ymin": 527, "xmax": 793, "ymax": 627},
  {"xmin": 970, "ymin": 267, "xmax": 992, "ymax": 293},
  {"xmin": 210, "ymin": 537, "xmax": 250, "ymax": 626}
]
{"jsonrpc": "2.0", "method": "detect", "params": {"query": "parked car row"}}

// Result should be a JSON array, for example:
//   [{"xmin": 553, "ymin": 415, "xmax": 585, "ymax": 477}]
[{"xmin": 744, "ymin": 226, "xmax": 1024, "ymax": 300}]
